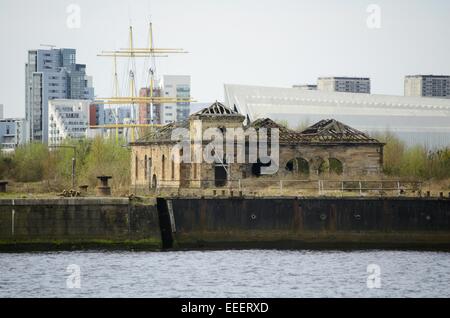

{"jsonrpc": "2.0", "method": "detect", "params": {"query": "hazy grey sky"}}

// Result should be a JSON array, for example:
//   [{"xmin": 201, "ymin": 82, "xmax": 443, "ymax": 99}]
[{"xmin": 1, "ymin": 0, "xmax": 450, "ymax": 118}]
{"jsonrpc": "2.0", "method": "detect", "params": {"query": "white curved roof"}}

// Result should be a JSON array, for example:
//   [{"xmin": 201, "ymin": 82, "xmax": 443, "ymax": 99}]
[{"xmin": 224, "ymin": 84, "xmax": 450, "ymax": 147}]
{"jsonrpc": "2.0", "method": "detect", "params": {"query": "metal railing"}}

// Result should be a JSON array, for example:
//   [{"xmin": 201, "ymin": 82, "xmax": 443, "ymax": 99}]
[{"xmin": 137, "ymin": 178, "xmax": 424, "ymax": 197}]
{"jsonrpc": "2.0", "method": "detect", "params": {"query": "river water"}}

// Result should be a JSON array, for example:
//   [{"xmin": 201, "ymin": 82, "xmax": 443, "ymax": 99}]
[{"xmin": 0, "ymin": 250, "xmax": 449, "ymax": 298}]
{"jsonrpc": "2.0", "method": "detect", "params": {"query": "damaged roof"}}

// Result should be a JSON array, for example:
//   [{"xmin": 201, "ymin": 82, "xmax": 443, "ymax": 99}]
[
  {"xmin": 133, "ymin": 104, "xmax": 381, "ymax": 145},
  {"xmin": 249, "ymin": 118, "xmax": 381, "ymax": 145},
  {"xmin": 299, "ymin": 119, "xmax": 381, "ymax": 143},
  {"xmin": 191, "ymin": 101, "xmax": 244, "ymax": 118}
]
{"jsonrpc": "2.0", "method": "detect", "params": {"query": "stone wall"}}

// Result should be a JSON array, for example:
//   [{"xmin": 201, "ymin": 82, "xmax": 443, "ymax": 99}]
[{"xmin": 0, "ymin": 198, "xmax": 161, "ymax": 247}]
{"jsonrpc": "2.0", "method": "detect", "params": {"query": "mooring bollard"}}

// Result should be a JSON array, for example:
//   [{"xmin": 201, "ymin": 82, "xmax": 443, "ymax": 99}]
[
  {"xmin": 0, "ymin": 181, "xmax": 8, "ymax": 193},
  {"xmin": 96, "ymin": 176, "xmax": 112, "ymax": 196},
  {"xmin": 213, "ymin": 190, "xmax": 217, "ymax": 196},
  {"xmin": 439, "ymin": 192, "xmax": 444, "ymax": 199},
  {"xmin": 426, "ymin": 191, "xmax": 431, "ymax": 198}
]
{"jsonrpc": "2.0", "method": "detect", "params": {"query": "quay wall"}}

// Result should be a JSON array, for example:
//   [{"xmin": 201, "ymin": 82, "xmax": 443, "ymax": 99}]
[
  {"xmin": 0, "ymin": 197, "xmax": 449, "ymax": 251},
  {"xmin": 166, "ymin": 197, "xmax": 450, "ymax": 250},
  {"xmin": 0, "ymin": 198, "xmax": 161, "ymax": 250}
]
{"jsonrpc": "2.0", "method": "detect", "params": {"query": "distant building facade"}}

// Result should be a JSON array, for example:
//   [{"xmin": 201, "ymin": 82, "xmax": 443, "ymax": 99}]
[
  {"xmin": 0, "ymin": 118, "xmax": 27, "ymax": 152},
  {"xmin": 405, "ymin": 75, "xmax": 450, "ymax": 99},
  {"xmin": 138, "ymin": 75, "xmax": 191, "ymax": 125},
  {"xmin": 25, "ymin": 48, "xmax": 94, "ymax": 143},
  {"xmin": 138, "ymin": 86, "xmax": 162, "ymax": 124},
  {"xmin": 317, "ymin": 77, "xmax": 371, "ymax": 94},
  {"xmin": 161, "ymin": 75, "xmax": 191, "ymax": 124},
  {"xmin": 48, "ymin": 99, "xmax": 90, "ymax": 146}
]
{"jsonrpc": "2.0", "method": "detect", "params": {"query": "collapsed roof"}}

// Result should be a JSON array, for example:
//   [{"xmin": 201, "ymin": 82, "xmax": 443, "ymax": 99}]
[{"xmin": 134, "ymin": 103, "xmax": 382, "ymax": 145}]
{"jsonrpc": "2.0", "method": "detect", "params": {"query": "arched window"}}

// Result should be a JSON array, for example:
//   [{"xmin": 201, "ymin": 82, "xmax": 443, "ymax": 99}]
[
  {"xmin": 144, "ymin": 155, "xmax": 148, "ymax": 179},
  {"xmin": 286, "ymin": 158, "xmax": 309, "ymax": 175},
  {"xmin": 135, "ymin": 156, "xmax": 139, "ymax": 180},
  {"xmin": 171, "ymin": 156, "xmax": 175, "ymax": 180},
  {"xmin": 329, "ymin": 158, "xmax": 344, "ymax": 175},
  {"xmin": 162, "ymin": 155, "xmax": 166, "ymax": 180}
]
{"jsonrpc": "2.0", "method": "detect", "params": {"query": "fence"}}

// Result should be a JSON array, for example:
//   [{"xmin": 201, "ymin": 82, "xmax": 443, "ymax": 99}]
[{"xmin": 142, "ymin": 178, "xmax": 424, "ymax": 197}]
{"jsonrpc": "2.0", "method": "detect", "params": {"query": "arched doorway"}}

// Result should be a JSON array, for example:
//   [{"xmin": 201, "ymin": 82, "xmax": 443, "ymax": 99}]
[
  {"xmin": 286, "ymin": 158, "xmax": 309, "ymax": 176},
  {"xmin": 329, "ymin": 158, "xmax": 344, "ymax": 175},
  {"xmin": 215, "ymin": 164, "xmax": 228, "ymax": 187},
  {"xmin": 152, "ymin": 174, "xmax": 158, "ymax": 189}
]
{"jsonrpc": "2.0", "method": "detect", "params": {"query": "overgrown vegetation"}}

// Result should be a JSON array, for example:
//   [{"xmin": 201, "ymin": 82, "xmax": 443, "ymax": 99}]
[
  {"xmin": 0, "ymin": 131, "xmax": 448, "ymax": 195},
  {"xmin": 374, "ymin": 131, "xmax": 450, "ymax": 181},
  {"xmin": 0, "ymin": 137, "xmax": 131, "ymax": 194}
]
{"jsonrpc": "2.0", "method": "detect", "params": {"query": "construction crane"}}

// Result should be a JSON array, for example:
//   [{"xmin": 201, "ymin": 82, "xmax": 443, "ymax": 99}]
[{"xmin": 94, "ymin": 23, "xmax": 196, "ymax": 143}]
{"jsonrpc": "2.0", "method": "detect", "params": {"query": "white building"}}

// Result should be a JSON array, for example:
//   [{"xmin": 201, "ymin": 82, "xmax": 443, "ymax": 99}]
[
  {"xmin": 0, "ymin": 118, "xmax": 27, "ymax": 152},
  {"xmin": 161, "ymin": 75, "xmax": 191, "ymax": 124},
  {"xmin": 48, "ymin": 99, "xmax": 91, "ymax": 146},
  {"xmin": 224, "ymin": 84, "xmax": 450, "ymax": 148},
  {"xmin": 405, "ymin": 75, "xmax": 450, "ymax": 99},
  {"xmin": 317, "ymin": 77, "xmax": 371, "ymax": 94},
  {"xmin": 25, "ymin": 48, "xmax": 94, "ymax": 143}
]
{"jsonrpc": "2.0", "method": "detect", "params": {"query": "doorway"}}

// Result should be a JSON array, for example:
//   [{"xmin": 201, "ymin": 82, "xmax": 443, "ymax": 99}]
[{"xmin": 214, "ymin": 164, "xmax": 228, "ymax": 187}]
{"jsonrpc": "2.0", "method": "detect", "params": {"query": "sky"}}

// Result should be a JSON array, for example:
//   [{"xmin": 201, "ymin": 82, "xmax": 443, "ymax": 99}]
[{"xmin": 1, "ymin": 0, "xmax": 450, "ymax": 118}]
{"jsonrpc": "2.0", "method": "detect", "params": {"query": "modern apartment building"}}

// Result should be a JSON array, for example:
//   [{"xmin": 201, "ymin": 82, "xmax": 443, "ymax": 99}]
[
  {"xmin": 138, "ymin": 86, "xmax": 162, "ymax": 124},
  {"xmin": 317, "ymin": 77, "xmax": 371, "ymax": 94},
  {"xmin": 48, "ymin": 99, "xmax": 90, "ymax": 146},
  {"xmin": 138, "ymin": 75, "xmax": 191, "ymax": 125},
  {"xmin": 161, "ymin": 75, "xmax": 191, "ymax": 124},
  {"xmin": 0, "ymin": 118, "xmax": 27, "ymax": 152},
  {"xmin": 25, "ymin": 48, "xmax": 94, "ymax": 143},
  {"xmin": 405, "ymin": 75, "xmax": 450, "ymax": 99}
]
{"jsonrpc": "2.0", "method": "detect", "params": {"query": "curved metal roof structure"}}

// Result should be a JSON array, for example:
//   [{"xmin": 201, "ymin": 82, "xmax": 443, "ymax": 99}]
[{"xmin": 224, "ymin": 84, "xmax": 450, "ymax": 147}]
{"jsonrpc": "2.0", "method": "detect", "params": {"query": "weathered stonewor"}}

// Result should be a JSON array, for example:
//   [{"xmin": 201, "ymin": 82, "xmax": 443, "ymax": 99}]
[{"xmin": 129, "ymin": 102, "xmax": 384, "ymax": 194}]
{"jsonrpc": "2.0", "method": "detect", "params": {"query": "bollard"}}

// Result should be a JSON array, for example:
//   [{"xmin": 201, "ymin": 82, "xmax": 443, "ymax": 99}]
[
  {"xmin": 426, "ymin": 191, "xmax": 431, "ymax": 198},
  {"xmin": 222, "ymin": 190, "xmax": 226, "ymax": 196},
  {"xmin": 439, "ymin": 192, "xmax": 444, "ymax": 199},
  {"xmin": 230, "ymin": 191, "xmax": 234, "ymax": 197},
  {"xmin": 239, "ymin": 191, "xmax": 243, "ymax": 197},
  {"xmin": 213, "ymin": 190, "xmax": 217, "ymax": 196}
]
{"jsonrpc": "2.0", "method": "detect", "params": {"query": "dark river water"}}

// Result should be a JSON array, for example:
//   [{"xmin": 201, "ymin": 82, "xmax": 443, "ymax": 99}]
[{"xmin": 0, "ymin": 250, "xmax": 449, "ymax": 298}]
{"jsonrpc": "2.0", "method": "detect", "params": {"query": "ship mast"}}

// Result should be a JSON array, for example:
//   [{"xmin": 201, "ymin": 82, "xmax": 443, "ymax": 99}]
[{"xmin": 94, "ymin": 22, "xmax": 195, "ymax": 143}]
